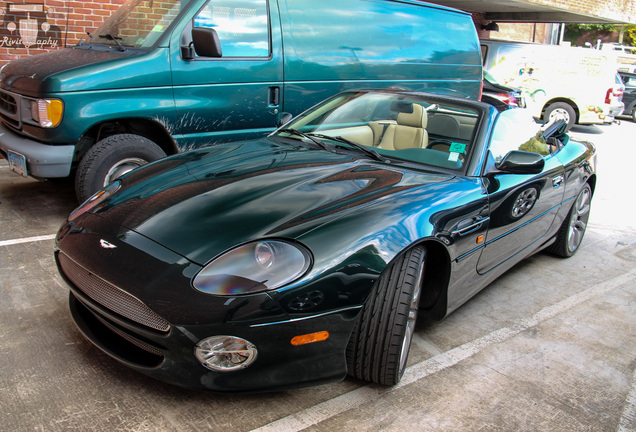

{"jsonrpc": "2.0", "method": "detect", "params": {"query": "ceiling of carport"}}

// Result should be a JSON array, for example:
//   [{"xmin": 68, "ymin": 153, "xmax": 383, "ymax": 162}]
[{"xmin": 428, "ymin": 0, "xmax": 632, "ymax": 24}]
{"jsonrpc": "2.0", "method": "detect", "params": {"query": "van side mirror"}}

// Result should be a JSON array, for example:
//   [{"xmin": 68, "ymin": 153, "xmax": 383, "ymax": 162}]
[
  {"xmin": 493, "ymin": 150, "xmax": 545, "ymax": 174},
  {"xmin": 182, "ymin": 27, "xmax": 222, "ymax": 60},
  {"xmin": 278, "ymin": 112, "xmax": 293, "ymax": 127}
]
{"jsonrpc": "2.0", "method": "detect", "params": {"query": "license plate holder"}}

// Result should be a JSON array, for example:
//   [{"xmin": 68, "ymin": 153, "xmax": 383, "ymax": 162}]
[{"xmin": 7, "ymin": 150, "xmax": 27, "ymax": 177}]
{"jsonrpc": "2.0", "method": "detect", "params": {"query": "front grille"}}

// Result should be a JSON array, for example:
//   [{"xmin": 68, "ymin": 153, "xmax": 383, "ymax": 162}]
[
  {"xmin": 0, "ymin": 91, "xmax": 17, "ymax": 114},
  {"xmin": 58, "ymin": 252, "xmax": 171, "ymax": 332},
  {"xmin": 0, "ymin": 89, "xmax": 21, "ymax": 129},
  {"xmin": 91, "ymin": 307, "xmax": 164, "ymax": 356}
]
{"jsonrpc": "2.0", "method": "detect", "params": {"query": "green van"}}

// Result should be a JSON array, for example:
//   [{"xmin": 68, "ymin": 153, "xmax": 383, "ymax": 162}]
[{"xmin": 0, "ymin": 0, "xmax": 482, "ymax": 201}]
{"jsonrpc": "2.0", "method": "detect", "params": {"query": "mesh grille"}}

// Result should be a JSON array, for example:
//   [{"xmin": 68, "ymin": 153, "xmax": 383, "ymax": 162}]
[
  {"xmin": 59, "ymin": 252, "xmax": 170, "ymax": 332},
  {"xmin": 92, "ymin": 309, "xmax": 164, "ymax": 357}
]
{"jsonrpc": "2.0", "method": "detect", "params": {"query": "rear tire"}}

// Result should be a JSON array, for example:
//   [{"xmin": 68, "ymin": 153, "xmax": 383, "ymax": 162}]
[
  {"xmin": 346, "ymin": 246, "xmax": 426, "ymax": 385},
  {"xmin": 75, "ymin": 134, "xmax": 166, "ymax": 202},
  {"xmin": 547, "ymin": 183, "xmax": 592, "ymax": 257},
  {"xmin": 543, "ymin": 102, "xmax": 576, "ymax": 131}
]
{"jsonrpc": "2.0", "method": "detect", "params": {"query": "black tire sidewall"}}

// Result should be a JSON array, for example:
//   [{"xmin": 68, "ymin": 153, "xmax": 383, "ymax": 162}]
[
  {"xmin": 75, "ymin": 134, "xmax": 166, "ymax": 202},
  {"xmin": 346, "ymin": 246, "xmax": 426, "ymax": 385},
  {"xmin": 544, "ymin": 102, "xmax": 576, "ymax": 131}
]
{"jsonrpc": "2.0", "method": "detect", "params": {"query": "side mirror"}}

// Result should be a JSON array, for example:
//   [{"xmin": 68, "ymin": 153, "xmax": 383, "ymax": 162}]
[
  {"xmin": 278, "ymin": 112, "xmax": 293, "ymax": 127},
  {"xmin": 494, "ymin": 150, "xmax": 545, "ymax": 174},
  {"xmin": 183, "ymin": 27, "xmax": 222, "ymax": 60}
]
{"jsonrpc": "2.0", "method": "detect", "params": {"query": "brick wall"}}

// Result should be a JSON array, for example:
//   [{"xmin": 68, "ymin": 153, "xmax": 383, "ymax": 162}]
[{"xmin": 0, "ymin": 0, "xmax": 125, "ymax": 65}]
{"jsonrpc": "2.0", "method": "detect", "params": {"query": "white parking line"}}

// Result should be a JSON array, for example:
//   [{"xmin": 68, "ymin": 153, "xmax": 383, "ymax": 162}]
[
  {"xmin": 0, "ymin": 234, "xmax": 56, "ymax": 247},
  {"xmin": 250, "ymin": 268, "xmax": 636, "ymax": 432},
  {"xmin": 618, "ymin": 365, "xmax": 636, "ymax": 432}
]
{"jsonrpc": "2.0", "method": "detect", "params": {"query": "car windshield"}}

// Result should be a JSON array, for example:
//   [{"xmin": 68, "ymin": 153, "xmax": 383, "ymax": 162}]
[
  {"xmin": 275, "ymin": 92, "xmax": 481, "ymax": 171},
  {"xmin": 83, "ymin": 0, "xmax": 190, "ymax": 49}
]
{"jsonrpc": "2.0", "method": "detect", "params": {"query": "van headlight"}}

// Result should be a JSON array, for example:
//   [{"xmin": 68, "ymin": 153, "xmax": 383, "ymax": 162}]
[
  {"xmin": 30, "ymin": 98, "xmax": 64, "ymax": 127},
  {"xmin": 192, "ymin": 240, "xmax": 312, "ymax": 295}
]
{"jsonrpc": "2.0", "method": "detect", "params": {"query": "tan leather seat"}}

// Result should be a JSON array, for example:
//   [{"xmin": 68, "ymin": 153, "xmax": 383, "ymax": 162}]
[
  {"xmin": 378, "ymin": 104, "xmax": 428, "ymax": 150},
  {"xmin": 368, "ymin": 120, "xmax": 396, "ymax": 146}
]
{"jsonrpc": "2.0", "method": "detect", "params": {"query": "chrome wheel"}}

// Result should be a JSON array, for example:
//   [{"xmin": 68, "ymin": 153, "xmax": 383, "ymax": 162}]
[
  {"xmin": 512, "ymin": 187, "xmax": 538, "ymax": 218},
  {"xmin": 103, "ymin": 157, "xmax": 147, "ymax": 187},
  {"xmin": 567, "ymin": 186, "xmax": 591, "ymax": 253},
  {"xmin": 549, "ymin": 107, "xmax": 571, "ymax": 123},
  {"xmin": 398, "ymin": 265, "xmax": 423, "ymax": 374}
]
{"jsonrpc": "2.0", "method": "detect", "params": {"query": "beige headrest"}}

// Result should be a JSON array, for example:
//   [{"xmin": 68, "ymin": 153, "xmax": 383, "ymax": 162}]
[{"xmin": 397, "ymin": 104, "xmax": 428, "ymax": 128}]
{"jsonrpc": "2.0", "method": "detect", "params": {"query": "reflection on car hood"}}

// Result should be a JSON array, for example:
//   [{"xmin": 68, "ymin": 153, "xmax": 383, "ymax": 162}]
[{"xmin": 95, "ymin": 139, "xmax": 453, "ymax": 265}]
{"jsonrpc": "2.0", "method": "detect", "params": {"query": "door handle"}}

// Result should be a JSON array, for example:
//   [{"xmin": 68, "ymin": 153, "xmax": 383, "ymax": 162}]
[
  {"xmin": 269, "ymin": 86, "xmax": 280, "ymax": 107},
  {"xmin": 452, "ymin": 216, "xmax": 490, "ymax": 236},
  {"xmin": 552, "ymin": 175, "xmax": 564, "ymax": 188}
]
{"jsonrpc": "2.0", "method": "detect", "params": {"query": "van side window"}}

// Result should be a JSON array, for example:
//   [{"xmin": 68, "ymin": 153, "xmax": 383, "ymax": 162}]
[{"xmin": 195, "ymin": 0, "xmax": 269, "ymax": 58}]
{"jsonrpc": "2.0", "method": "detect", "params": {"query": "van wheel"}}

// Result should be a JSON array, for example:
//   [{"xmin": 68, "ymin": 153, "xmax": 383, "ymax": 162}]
[
  {"xmin": 543, "ymin": 102, "xmax": 576, "ymax": 131},
  {"xmin": 346, "ymin": 246, "xmax": 426, "ymax": 386},
  {"xmin": 631, "ymin": 107, "xmax": 636, "ymax": 122},
  {"xmin": 75, "ymin": 134, "xmax": 166, "ymax": 202}
]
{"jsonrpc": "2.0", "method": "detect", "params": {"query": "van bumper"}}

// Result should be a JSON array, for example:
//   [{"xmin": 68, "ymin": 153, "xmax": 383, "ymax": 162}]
[{"xmin": 0, "ymin": 122, "xmax": 74, "ymax": 178}]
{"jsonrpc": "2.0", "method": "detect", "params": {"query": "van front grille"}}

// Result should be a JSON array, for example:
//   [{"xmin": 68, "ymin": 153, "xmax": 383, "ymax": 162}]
[
  {"xmin": 58, "ymin": 252, "xmax": 171, "ymax": 333},
  {"xmin": 0, "ymin": 91, "xmax": 17, "ymax": 114}
]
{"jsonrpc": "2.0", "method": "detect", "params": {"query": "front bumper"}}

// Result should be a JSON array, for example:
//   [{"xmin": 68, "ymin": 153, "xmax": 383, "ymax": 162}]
[
  {"xmin": 0, "ymin": 121, "xmax": 74, "ymax": 178},
  {"xmin": 55, "ymin": 216, "xmax": 356, "ymax": 392}
]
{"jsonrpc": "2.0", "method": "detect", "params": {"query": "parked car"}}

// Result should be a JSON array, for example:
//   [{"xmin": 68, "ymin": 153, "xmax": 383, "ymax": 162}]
[
  {"xmin": 481, "ymin": 70, "xmax": 525, "ymax": 110},
  {"xmin": 606, "ymin": 72, "xmax": 625, "ymax": 122},
  {"xmin": 55, "ymin": 90, "xmax": 596, "ymax": 392},
  {"xmin": 0, "ymin": 0, "xmax": 482, "ymax": 202},
  {"xmin": 619, "ymin": 71, "xmax": 636, "ymax": 121}
]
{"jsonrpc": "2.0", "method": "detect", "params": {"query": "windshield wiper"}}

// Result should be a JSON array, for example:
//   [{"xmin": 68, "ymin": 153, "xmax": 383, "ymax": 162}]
[
  {"xmin": 99, "ymin": 34, "xmax": 126, "ymax": 52},
  {"xmin": 278, "ymin": 129, "xmax": 328, "ymax": 150},
  {"xmin": 310, "ymin": 134, "xmax": 390, "ymax": 162}
]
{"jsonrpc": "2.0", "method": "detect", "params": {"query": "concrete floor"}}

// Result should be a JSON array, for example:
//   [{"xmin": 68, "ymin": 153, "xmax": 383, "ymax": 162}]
[{"xmin": 0, "ymin": 120, "xmax": 635, "ymax": 432}]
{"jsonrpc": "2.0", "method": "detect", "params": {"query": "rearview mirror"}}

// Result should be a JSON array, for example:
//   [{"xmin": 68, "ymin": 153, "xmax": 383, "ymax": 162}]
[{"xmin": 494, "ymin": 150, "xmax": 545, "ymax": 174}]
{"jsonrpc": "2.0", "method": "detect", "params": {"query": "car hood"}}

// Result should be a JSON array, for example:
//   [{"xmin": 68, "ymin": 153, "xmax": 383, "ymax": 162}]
[{"xmin": 95, "ymin": 139, "xmax": 454, "ymax": 265}]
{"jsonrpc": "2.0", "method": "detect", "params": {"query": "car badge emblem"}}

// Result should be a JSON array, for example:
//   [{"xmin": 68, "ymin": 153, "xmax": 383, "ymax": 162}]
[{"xmin": 100, "ymin": 239, "xmax": 117, "ymax": 249}]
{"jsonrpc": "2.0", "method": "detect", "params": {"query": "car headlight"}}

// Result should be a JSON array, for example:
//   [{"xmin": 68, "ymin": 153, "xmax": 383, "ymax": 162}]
[
  {"xmin": 194, "ymin": 335, "xmax": 258, "ymax": 371},
  {"xmin": 192, "ymin": 240, "xmax": 312, "ymax": 295},
  {"xmin": 67, "ymin": 180, "xmax": 121, "ymax": 222},
  {"xmin": 30, "ymin": 98, "xmax": 64, "ymax": 127}
]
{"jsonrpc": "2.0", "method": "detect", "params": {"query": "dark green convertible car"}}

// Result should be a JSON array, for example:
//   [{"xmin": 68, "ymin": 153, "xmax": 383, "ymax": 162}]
[{"xmin": 55, "ymin": 90, "xmax": 596, "ymax": 392}]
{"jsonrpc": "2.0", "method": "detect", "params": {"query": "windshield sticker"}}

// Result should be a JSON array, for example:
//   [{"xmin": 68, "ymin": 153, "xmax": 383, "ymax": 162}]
[
  {"xmin": 448, "ymin": 152, "xmax": 459, "ymax": 162},
  {"xmin": 449, "ymin": 142, "xmax": 466, "ymax": 154}
]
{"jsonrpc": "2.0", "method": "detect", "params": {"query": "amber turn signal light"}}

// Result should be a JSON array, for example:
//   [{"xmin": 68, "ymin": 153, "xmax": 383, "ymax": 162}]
[{"xmin": 291, "ymin": 331, "xmax": 329, "ymax": 346}]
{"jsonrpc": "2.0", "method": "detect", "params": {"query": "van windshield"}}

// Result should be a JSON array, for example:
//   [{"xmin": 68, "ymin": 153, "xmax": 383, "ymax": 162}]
[{"xmin": 83, "ymin": 0, "xmax": 190, "ymax": 49}]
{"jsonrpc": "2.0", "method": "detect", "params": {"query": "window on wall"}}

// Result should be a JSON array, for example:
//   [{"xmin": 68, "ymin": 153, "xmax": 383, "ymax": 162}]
[{"xmin": 194, "ymin": 0, "xmax": 269, "ymax": 57}]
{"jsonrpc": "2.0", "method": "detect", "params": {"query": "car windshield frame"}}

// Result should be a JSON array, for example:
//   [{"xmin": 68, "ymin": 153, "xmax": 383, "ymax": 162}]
[
  {"xmin": 273, "ymin": 91, "xmax": 485, "ymax": 173},
  {"xmin": 80, "ymin": 0, "xmax": 193, "ymax": 50}
]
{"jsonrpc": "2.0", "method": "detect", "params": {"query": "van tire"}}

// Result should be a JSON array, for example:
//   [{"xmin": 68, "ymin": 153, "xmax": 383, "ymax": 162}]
[
  {"xmin": 75, "ymin": 134, "xmax": 166, "ymax": 202},
  {"xmin": 543, "ymin": 102, "xmax": 576, "ymax": 131}
]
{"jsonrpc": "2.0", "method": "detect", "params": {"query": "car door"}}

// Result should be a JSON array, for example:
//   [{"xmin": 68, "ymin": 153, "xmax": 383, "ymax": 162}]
[
  {"xmin": 170, "ymin": 0, "xmax": 283, "ymax": 148},
  {"xmin": 477, "ymin": 109, "xmax": 566, "ymax": 274}
]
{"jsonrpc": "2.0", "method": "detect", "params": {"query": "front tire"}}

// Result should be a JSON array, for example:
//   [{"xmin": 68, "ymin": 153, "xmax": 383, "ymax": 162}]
[
  {"xmin": 75, "ymin": 134, "xmax": 166, "ymax": 202},
  {"xmin": 346, "ymin": 246, "xmax": 426, "ymax": 385},
  {"xmin": 547, "ymin": 183, "xmax": 592, "ymax": 257}
]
